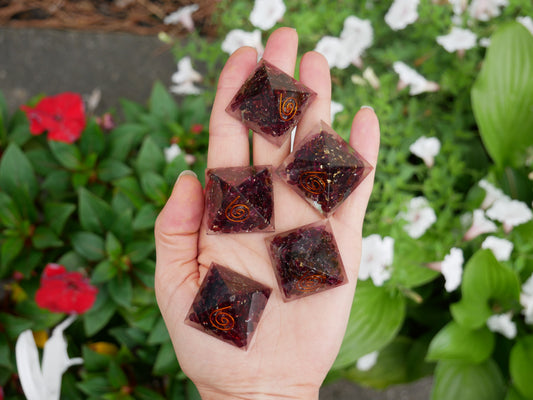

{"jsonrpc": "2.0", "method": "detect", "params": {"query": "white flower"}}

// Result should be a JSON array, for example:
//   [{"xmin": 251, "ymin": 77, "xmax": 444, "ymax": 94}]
[
  {"xmin": 362, "ymin": 67, "xmax": 380, "ymax": 89},
  {"xmin": 437, "ymin": 27, "xmax": 477, "ymax": 53},
  {"xmin": 314, "ymin": 16, "xmax": 373, "ymax": 69},
  {"xmin": 221, "ymin": 29, "xmax": 264, "ymax": 58},
  {"xmin": 468, "ymin": 0, "xmax": 508, "ymax": 21},
  {"xmin": 170, "ymin": 56, "xmax": 202, "ymax": 95},
  {"xmin": 441, "ymin": 247, "xmax": 464, "ymax": 292},
  {"xmin": 359, "ymin": 234, "xmax": 394, "ymax": 286},
  {"xmin": 249, "ymin": 0, "xmax": 286, "ymax": 31},
  {"xmin": 16, "ymin": 315, "xmax": 82, "ymax": 400},
  {"xmin": 385, "ymin": 0, "xmax": 420, "ymax": 31},
  {"xmin": 393, "ymin": 62, "xmax": 439, "ymax": 95},
  {"xmin": 356, "ymin": 351, "xmax": 379, "ymax": 371},
  {"xmin": 481, "ymin": 236, "xmax": 513, "ymax": 261},
  {"xmin": 164, "ymin": 143, "xmax": 182, "ymax": 163},
  {"xmin": 449, "ymin": 0, "xmax": 468, "ymax": 15},
  {"xmin": 164, "ymin": 4, "xmax": 199, "ymax": 31},
  {"xmin": 398, "ymin": 197, "xmax": 437, "ymax": 239},
  {"xmin": 520, "ymin": 274, "xmax": 533, "ymax": 324},
  {"xmin": 330, "ymin": 101, "xmax": 344, "ymax": 122},
  {"xmin": 486, "ymin": 198, "xmax": 533, "ymax": 232},
  {"xmin": 517, "ymin": 16, "xmax": 533, "ymax": 36},
  {"xmin": 479, "ymin": 37, "xmax": 491, "ymax": 47},
  {"xmin": 478, "ymin": 179, "xmax": 507, "ymax": 209},
  {"xmin": 409, "ymin": 136, "xmax": 441, "ymax": 167},
  {"xmin": 463, "ymin": 209, "xmax": 497, "ymax": 240},
  {"xmin": 487, "ymin": 312, "xmax": 517, "ymax": 339}
]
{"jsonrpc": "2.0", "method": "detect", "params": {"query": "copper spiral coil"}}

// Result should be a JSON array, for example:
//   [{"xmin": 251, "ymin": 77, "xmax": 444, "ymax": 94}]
[
  {"xmin": 298, "ymin": 171, "xmax": 327, "ymax": 195},
  {"xmin": 279, "ymin": 93, "xmax": 298, "ymax": 121},
  {"xmin": 225, "ymin": 196, "xmax": 250, "ymax": 223},
  {"xmin": 209, "ymin": 306, "xmax": 235, "ymax": 331},
  {"xmin": 296, "ymin": 274, "xmax": 326, "ymax": 292}
]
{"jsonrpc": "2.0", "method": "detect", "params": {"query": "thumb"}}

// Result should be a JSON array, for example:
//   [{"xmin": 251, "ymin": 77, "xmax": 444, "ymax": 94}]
[{"xmin": 154, "ymin": 170, "xmax": 204, "ymax": 313}]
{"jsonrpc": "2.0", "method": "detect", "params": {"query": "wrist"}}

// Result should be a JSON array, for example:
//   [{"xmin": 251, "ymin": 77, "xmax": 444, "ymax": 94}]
[{"xmin": 197, "ymin": 384, "xmax": 320, "ymax": 400}]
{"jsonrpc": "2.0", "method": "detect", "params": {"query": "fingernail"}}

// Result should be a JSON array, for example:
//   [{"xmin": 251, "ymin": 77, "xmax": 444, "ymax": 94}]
[
  {"xmin": 178, "ymin": 170, "xmax": 197, "ymax": 181},
  {"xmin": 360, "ymin": 105, "xmax": 374, "ymax": 112}
]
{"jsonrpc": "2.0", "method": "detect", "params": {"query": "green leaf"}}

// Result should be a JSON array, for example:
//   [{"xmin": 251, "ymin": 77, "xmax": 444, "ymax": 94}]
[
  {"xmin": 125, "ymin": 240, "xmax": 155, "ymax": 263},
  {"xmin": 109, "ymin": 275, "xmax": 133, "ymax": 309},
  {"xmin": 84, "ymin": 289, "xmax": 117, "ymax": 336},
  {"xmin": 79, "ymin": 120, "xmax": 105, "ymax": 157},
  {"xmin": 78, "ymin": 188, "xmax": 116, "ymax": 234},
  {"xmin": 149, "ymin": 81, "xmax": 178, "ymax": 121},
  {"xmin": 1, "ymin": 236, "xmax": 25, "ymax": 270},
  {"xmin": 333, "ymin": 281, "xmax": 406, "ymax": 369},
  {"xmin": 48, "ymin": 140, "xmax": 82, "ymax": 170},
  {"xmin": 105, "ymin": 232, "xmax": 123, "ymax": 259},
  {"xmin": 451, "ymin": 250, "xmax": 520, "ymax": 329},
  {"xmin": 44, "ymin": 202, "xmax": 76, "ymax": 235},
  {"xmin": 431, "ymin": 360, "xmax": 505, "ymax": 400},
  {"xmin": 119, "ymin": 98, "xmax": 146, "ymax": 122},
  {"xmin": 134, "ymin": 387, "xmax": 166, "ymax": 400},
  {"xmin": 0, "ymin": 192, "xmax": 21, "ymax": 227},
  {"xmin": 107, "ymin": 123, "xmax": 147, "ymax": 161},
  {"xmin": 71, "ymin": 231, "xmax": 105, "ymax": 261},
  {"xmin": 91, "ymin": 260, "xmax": 118, "ymax": 284},
  {"xmin": 506, "ymin": 386, "xmax": 530, "ymax": 400},
  {"xmin": 427, "ymin": 321, "xmax": 495, "ymax": 364},
  {"xmin": 76, "ymin": 376, "xmax": 113, "ymax": 396},
  {"xmin": 82, "ymin": 345, "xmax": 112, "ymax": 372},
  {"xmin": 140, "ymin": 171, "xmax": 168, "ymax": 206},
  {"xmin": 42, "ymin": 170, "xmax": 71, "ymax": 197},
  {"xmin": 0, "ymin": 313, "xmax": 33, "ymax": 339},
  {"xmin": 471, "ymin": 22, "xmax": 533, "ymax": 167},
  {"xmin": 108, "ymin": 360, "xmax": 128, "ymax": 389},
  {"xmin": 510, "ymin": 335, "xmax": 533, "ymax": 399},
  {"xmin": 114, "ymin": 177, "xmax": 146, "ymax": 209},
  {"xmin": 31, "ymin": 226, "xmax": 64, "ymax": 249},
  {"xmin": 97, "ymin": 159, "xmax": 132, "ymax": 182},
  {"xmin": 136, "ymin": 137, "xmax": 166, "ymax": 174},
  {"xmin": 153, "ymin": 340, "xmax": 179, "ymax": 376},
  {"xmin": 132, "ymin": 204, "xmax": 157, "ymax": 231},
  {"xmin": 147, "ymin": 317, "xmax": 170, "ymax": 345}
]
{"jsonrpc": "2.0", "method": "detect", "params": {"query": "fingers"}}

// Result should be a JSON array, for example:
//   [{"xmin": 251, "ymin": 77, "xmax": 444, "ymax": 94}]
[
  {"xmin": 154, "ymin": 172, "xmax": 204, "ymax": 311},
  {"xmin": 294, "ymin": 51, "xmax": 331, "ymax": 146},
  {"xmin": 333, "ymin": 107, "xmax": 380, "ymax": 231},
  {"xmin": 208, "ymin": 47, "xmax": 258, "ymax": 168},
  {"xmin": 253, "ymin": 27, "xmax": 299, "ymax": 167}
]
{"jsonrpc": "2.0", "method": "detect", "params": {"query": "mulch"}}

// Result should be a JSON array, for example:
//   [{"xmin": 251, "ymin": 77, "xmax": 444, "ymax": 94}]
[{"xmin": 0, "ymin": 0, "xmax": 218, "ymax": 36}]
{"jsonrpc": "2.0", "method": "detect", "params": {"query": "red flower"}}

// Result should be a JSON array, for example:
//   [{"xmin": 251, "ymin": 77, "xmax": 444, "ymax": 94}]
[
  {"xmin": 20, "ymin": 92, "xmax": 86, "ymax": 143},
  {"xmin": 35, "ymin": 263, "xmax": 98, "ymax": 314},
  {"xmin": 190, "ymin": 123, "xmax": 204, "ymax": 134}
]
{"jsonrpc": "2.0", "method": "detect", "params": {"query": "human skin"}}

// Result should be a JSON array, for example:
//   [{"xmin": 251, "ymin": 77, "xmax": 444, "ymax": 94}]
[{"xmin": 154, "ymin": 27, "xmax": 380, "ymax": 400}]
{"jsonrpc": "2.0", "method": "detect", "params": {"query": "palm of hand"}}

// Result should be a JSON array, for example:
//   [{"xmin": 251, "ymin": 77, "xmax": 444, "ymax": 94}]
[{"xmin": 155, "ymin": 28, "xmax": 380, "ymax": 400}]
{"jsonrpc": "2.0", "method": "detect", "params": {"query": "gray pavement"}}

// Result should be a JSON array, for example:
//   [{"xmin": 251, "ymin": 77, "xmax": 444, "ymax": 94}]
[{"xmin": 0, "ymin": 27, "xmax": 432, "ymax": 399}]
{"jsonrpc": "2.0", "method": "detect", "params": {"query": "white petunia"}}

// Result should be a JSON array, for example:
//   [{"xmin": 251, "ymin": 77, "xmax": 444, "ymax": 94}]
[
  {"xmin": 249, "ymin": 0, "xmax": 286, "ymax": 31},
  {"xmin": 314, "ymin": 36, "xmax": 346, "ymax": 69},
  {"xmin": 393, "ymin": 62, "xmax": 440, "ymax": 95},
  {"xmin": 481, "ymin": 236, "xmax": 513, "ymax": 261},
  {"xmin": 164, "ymin": 143, "xmax": 182, "ymax": 163},
  {"xmin": 437, "ymin": 27, "xmax": 477, "ymax": 53},
  {"xmin": 468, "ymin": 0, "xmax": 508, "ymax": 21},
  {"xmin": 164, "ymin": 4, "xmax": 199, "ymax": 31},
  {"xmin": 221, "ymin": 29, "xmax": 264, "ymax": 58},
  {"xmin": 359, "ymin": 234, "xmax": 394, "ymax": 286},
  {"xmin": 356, "ymin": 351, "xmax": 379, "ymax": 371},
  {"xmin": 486, "ymin": 198, "xmax": 533, "ymax": 233},
  {"xmin": 409, "ymin": 136, "xmax": 441, "ymax": 167},
  {"xmin": 16, "ymin": 315, "xmax": 82, "ymax": 400},
  {"xmin": 398, "ymin": 196, "xmax": 437, "ymax": 239},
  {"xmin": 330, "ymin": 101, "xmax": 344, "ymax": 122},
  {"xmin": 520, "ymin": 274, "xmax": 533, "ymax": 324},
  {"xmin": 385, "ymin": 0, "xmax": 420, "ymax": 31},
  {"xmin": 487, "ymin": 312, "xmax": 517, "ymax": 339},
  {"xmin": 463, "ymin": 209, "xmax": 497, "ymax": 240},
  {"xmin": 517, "ymin": 16, "xmax": 533, "ymax": 35},
  {"xmin": 170, "ymin": 56, "xmax": 202, "ymax": 95},
  {"xmin": 478, "ymin": 179, "xmax": 507, "ymax": 209},
  {"xmin": 441, "ymin": 247, "xmax": 464, "ymax": 292}
]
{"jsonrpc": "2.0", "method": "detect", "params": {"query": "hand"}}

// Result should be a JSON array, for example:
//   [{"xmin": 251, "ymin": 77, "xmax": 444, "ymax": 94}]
[{"xmin": 155, "ymin": 27, "xmax": 380, "ymax": 400}]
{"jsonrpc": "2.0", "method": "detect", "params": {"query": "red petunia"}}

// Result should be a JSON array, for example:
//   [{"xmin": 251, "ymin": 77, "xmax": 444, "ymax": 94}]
[
  {"xmin": 20, "ymin": 92, "xmax": 86, "ymax": 143},
  {"xmin": 35, "ymin": 263, "xmax": 98, "ymax": 314}
]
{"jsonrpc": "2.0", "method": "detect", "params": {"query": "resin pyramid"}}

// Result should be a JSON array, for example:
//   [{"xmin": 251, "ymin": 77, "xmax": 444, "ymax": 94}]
[
  {"xmin": 276, "ymin": 121, "xmax": 373, "ymax": 217},
  {"xmin": 205, "ymin": 165, "xmax": 274, "ymax": 234},
  {"xmin": 226, "ymin": 59, "xmax": 317, "ymax": 147},
  {"xmin": 266, "ymin": 220, "xmax": 347, "ymax": 301},
  {"xmin": 186, "ymin": 263, "xmax": 272, "ymax": 349}
]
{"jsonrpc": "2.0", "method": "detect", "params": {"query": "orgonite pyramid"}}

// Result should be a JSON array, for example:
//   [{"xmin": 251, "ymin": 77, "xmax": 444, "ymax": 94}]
[
  {"xmin": 226, "ymin": 59, "xmax": 317, "ymax": 147},
  {"xmin": 186, "ymin": 263, "xmax": 272, "ymax": 349}
]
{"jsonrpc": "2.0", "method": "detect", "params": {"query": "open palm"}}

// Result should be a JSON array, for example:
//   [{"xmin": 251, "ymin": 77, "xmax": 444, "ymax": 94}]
[{"xmin": 155, "ymin": 27, "xmax": 380, "ymax": 400}]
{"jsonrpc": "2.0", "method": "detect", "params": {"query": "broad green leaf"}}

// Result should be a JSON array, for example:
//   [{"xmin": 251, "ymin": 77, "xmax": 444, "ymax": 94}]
[
  {"xmin": 114, "ymin": 177, "xmax": 146, "ymax": 209},
  {"xmin": 134, "ymin": 387, "xmax": 166, "ymax": 400},
  {"xmin": 105, "ymin": 232, "xmax": 123, "ymax": 259},
  {"xmin": 0, "ymin": 313, "xmax": 33, "ymax": 339},
  {"xmin": 471, "ymin": 22, "xmax": 533, "ymax": 167},
  {"xmin": 71, "ymin": 231, "xmax": 105, "ymax": 261},
  {"xmin": 97, "ymin": 159, "xmax": 132, "ymax": 182},
  {"xmin": 109, "ymin": 274, "xmax": 133, "ymax": 309},
  {"xmin": 125, "ymin": 240, "xmax": 155, "ymax": 263},
  {"xmin": 91, "ymin": 260, "xmax": 118, "ymax": 284},
  {"xmin": 31, "ymin": 226, "xmax": 64, "ymax": 249},
  {"xmin": 82, "ymin": 346, "xmax": 112, "ymax": 372},
  {"xmin": 78, "ymin": 188, "xmax": 116, "ymax": 234},
  {"xmin": 431, "ymin": 360, "xmax": 505, "ymax": 400},
  {"xmin": 44, "ymin": 202, "xmax": 76, "ymax": 235},
  {"xmin": 76, "ymin": 376, "xmax": 112, "ymax": 396},
  {"xmin": 451, "ymin": 250, "xmax": 520, "ymax": 329},
  {"xmin": 140, "ymin": 171, "xmax": 168, "ymax": 206},
  {"xmin": 0, "ymin": 192, "xmax": 21, "ymax": 227},
  {"xmin": 108, "ymin": 360, "xmax": 128, "ymax": 389},
  {"xmin": 107, "ymin": 123, "xmax": 147, "ymax": 161},
  {"xmin": 84, "ymin": 288, "xmax": 116, "ymax": 336},
  {"xmin": 506, "ymin": 386, "xmax": 530, "ymax": 400},
  {"xmin": 48, "ymin": 140, "xmax": 82, "ymax": 170},
  {"xmin": 153, "ymin": 340, "xmax": 179, "ymax": 376},
  {"xmin": 427, "ymin": 321, "xmax": 494, "ymax": 364},
  {"xmin": 79, "ymin": 120, "xmax": 105, "ymax": 157},
  {"xmin": 333, "ymin": 281, "xmax": 406, "ymax": 369},
  {"xmin": 132, "ymin": 204, "xmax": 157, "ymax": 231},
  {"xmin": 136, "ymin": 137, "xmax": 166, "ymax": 174},
  {"xmin": 149, "ymin": 81, "xmax": 178, "ymax": 121},
  {"xmin": 510, "ymin": 335, "xmax": 533, "ymax": 399},
  {"xmin": 147, "ymin": 317, "xmax": 170, "ymax": 345},
  {"xmin": 42, "ymin": 170, "xmax": 71, "ymax": 197},
  {"xmin": 1, "ymin": 236, "xmax": 24, "ymax": 270},
  {"xmin": 119, "ymin": 98, "xmax": 146, "ymax": 122}
]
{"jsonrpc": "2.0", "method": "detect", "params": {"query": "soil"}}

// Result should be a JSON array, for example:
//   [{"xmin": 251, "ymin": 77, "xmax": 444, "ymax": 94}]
[{"xmin": 0, "ymin": 0, "xmax": 218, "ymax": 36}]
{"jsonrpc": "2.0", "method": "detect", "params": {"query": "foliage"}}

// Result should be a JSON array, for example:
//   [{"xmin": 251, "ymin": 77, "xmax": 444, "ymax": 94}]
[{"xmin": 1, "ymin": 0, "xmax": 533, "ymax": 398}]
